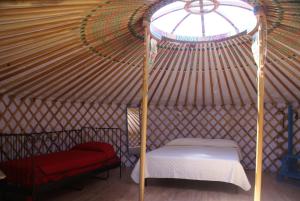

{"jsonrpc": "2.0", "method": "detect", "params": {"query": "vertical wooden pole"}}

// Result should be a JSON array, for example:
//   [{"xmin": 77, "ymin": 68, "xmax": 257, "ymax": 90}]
[
  {"xmin": 139, "ymin": 26, "xmax": 150, "ymax": 201},
  {"xmin": 254, "ymin": 8, "xmax": 267, "ymax": 201}
]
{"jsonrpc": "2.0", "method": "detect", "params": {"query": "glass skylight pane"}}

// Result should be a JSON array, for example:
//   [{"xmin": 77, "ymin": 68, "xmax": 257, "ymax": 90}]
[
  {"xmin": 204, "ymin": 12, "xmax": 236, "ymax": 36},
  {"xmin": 218, "ymin": 0, "xmax": 253, "ymax": 10},
  {"xmin": 152, "ymin": 10, "xmax": 189, "ymax": 33},
  {"xmin": 217, "ymin": 6, "xmax": 257, "ymax": 33},
  {"xmin": 150, "ymin": 0, "xmax": 257, "ymax": 42},
  {"xmin": 151, "ymin": 1, "xmax": 185, "ymax": 21},
  {"xmin": 173, "ymin": 14, "xmax": 202, "ymax": 38}
]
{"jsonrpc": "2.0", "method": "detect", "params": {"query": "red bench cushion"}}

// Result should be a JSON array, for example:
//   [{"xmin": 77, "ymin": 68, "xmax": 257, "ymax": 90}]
[
  {"xmin": 72, "ymin": 142, "xmax": 116, "ymax": 159},
  {"xmin": 37, "ymin": 150, "xmax": 107, "ymax": 175},
  {"xmin": 0, "ymin": 142, "xmax": 119, "ymax": 187},
  {"xmin": 1, "ymin": 150, "xmax": 108, "ymax": 186}
]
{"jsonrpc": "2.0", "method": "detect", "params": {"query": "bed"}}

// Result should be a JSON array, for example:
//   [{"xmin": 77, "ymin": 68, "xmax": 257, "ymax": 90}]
[
  {"xmin": 0, "ymin": 142, "xmax": 120, "ymax": 187},
  {"xmin": 131, "ymin": 138, "xmax": 251, "ymax": 191},
  {"xmin": 0, "ymin": 127, "xmax": 122, "ymax": 200}
]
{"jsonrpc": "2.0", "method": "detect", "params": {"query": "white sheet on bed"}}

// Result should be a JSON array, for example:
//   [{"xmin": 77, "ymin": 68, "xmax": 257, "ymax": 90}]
[{"xmin": 131, "ymin": 138, "xmax": 251, "ymax": 191}]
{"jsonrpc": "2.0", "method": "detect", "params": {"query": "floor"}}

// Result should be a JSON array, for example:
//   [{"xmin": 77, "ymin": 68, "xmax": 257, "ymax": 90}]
[{"xmin": 40, "ymin": 168, "xmax": 299, "ymax": 201}]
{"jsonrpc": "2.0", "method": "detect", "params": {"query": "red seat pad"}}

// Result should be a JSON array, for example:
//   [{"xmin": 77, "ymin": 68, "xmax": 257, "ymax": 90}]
[
  {"xmin": 72, "ymin": 142, "xmax": 117, "ymax": 159},
  {"xmin": 42, "ymin": 160, "xmax": 106, "ymax": 183},
  {"xmin": 37, "ymin": 150, "xmax": 107, "ymax": 175},
  {"xmin": 105, "ymin": 156, "xmax": 121, "ymax": 168},
  {"xmin": 0, "ymin": 157, "xmax": 40, "ymax": 187},
  {"xmin": 0, "ymin": 150, "xmax": 108, "ymax": 187}
]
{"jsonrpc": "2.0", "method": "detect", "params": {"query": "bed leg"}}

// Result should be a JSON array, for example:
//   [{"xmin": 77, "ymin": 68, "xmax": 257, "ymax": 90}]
[
  {"xmin": 119, "ymin": 165, "xmax": 122, "ymax": 178},
  {"xmin": 234, "ymin": 186, "xmax": 239, "ymax": 194},
  {"xmin": 32, "ymin": 184, "xmax": 39, "ymax": 201},
  {"xmin": 92, "ymin": 170, "xmax": 109, "ymax": 180},
  {"xmin": 28, "ymin": 186, "xmax": 38, "ymax": 201},
  {"xmin": 26, "ymin": 196, "xmax": 33, "ymax": 201},
  {"xmin": 0, "ymin": 182, "xmax": 5, "ymax": 201},
  {"xmin": 145, "ymin": 178, "xmax": 148, "ymax": 187},
  {"xmin": 0, "ymin": 190, "xmax": 6, "ymax": 201},
  {"xmin": 68, "ymin": 185, "xmax": 84, "ymax": 191}
]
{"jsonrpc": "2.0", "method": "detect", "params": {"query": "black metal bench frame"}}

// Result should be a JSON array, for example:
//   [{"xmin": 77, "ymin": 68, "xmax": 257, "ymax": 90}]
[{"xmin": 0, "ymin": 127, "xmax": 122, "ymax": 201}]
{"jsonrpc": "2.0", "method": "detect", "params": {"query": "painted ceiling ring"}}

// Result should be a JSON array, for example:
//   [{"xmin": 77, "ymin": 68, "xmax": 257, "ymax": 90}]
[
  {"xmin": 80, "ymin": 0, "xmax": 282, "ymax": 57},
  {"xmin": 127, "ymin": 1, "xmax": 253, "ymax": 50},
  {"xmin": 145, "ymin": 0, "xmax": 282, "ymax": 34},
  {"xmin": 79, "ymin": 0, "xmax": 144, "ymax": 65}
]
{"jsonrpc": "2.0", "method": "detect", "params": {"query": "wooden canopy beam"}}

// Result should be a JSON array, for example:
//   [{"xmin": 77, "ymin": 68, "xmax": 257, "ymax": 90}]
[
  {"xmin": 253, "ymin": 5, "xmax": 267, "ymax": 201},
  {"xmin": 139, "ymin": 25, "xmax": 150, "ymax": 201}
]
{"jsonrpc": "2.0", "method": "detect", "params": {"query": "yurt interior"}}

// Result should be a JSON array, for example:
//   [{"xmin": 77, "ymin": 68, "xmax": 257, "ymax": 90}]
[{"xmin": 0, "ymin": 0, "xmax": 299, "ymax": 201}]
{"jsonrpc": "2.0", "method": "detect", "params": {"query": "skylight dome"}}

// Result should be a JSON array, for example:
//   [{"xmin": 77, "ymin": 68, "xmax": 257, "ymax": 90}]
[{"xmin": 150, "ymin": 0, "xmax": 257, "ymax": 42}]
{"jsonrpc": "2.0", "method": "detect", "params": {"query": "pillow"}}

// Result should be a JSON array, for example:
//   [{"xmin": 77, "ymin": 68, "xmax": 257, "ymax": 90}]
[
  {"xmin": 166, "ymin": 138, "xmax": 239, "ymax": 149},
  {"xmin": 72, "ymin": 142, "xmax": 116, "ymax": 159},
  {"xmin": 166, "ymin": 138, "xmax": 242, "ymax": 159}
]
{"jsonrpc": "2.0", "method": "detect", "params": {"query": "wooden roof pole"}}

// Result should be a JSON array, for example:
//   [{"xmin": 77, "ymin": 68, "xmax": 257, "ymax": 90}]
[
  {"xmin": 139, "ymin": 25, "xmax": 150, "ymax": 201},
  {"xmin": 253, "ymin": 5, "xmax": 267, "ymax": 201}
]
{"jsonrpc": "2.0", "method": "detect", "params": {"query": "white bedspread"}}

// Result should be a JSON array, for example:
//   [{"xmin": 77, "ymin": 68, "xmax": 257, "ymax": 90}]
[{"xmin": 131, "ymin": 138, "xmax": 251, "ymax": 191}]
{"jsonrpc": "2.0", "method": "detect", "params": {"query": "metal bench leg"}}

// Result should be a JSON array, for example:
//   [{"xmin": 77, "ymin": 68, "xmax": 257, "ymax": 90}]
[{"xmin": 93, "ymin": 170, "xmax": 109, "ymax": 180}]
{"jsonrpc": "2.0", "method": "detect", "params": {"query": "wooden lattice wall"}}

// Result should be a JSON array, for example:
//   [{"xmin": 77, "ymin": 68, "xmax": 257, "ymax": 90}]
[
  {"xmin": 0, "ymin": 95, "xmax": 137, "ymax": 167},
  {"xmin": 147, "ymin": 103, "xmax": 300, "ymax": 172},
  {"xmin": 0, "ymin": 96, "xmax": 126, "ymax": 133},
  {"xmin": 0, "ymin": 96, "xmax": 299, "ymax": 171}
]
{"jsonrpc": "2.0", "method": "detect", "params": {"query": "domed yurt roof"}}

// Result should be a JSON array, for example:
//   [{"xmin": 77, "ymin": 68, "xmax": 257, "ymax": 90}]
[{"xmin": 0, "ymin": 0, "xmax": 299, "ymax": 106}]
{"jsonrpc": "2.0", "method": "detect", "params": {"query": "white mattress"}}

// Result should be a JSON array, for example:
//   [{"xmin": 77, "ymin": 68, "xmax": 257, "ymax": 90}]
[{"xmin": 131, "ymin": 138, "xmax": 251, "ymax": 191}]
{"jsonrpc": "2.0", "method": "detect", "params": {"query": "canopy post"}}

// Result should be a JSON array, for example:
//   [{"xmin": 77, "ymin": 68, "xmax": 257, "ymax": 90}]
[
  {"xmin": 139, "ymin": 26, "xmax": 150, "ymax": 201},
  {"xmin": 253, "ymin": 6, "xmax": 267, "ymax": 201}
]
